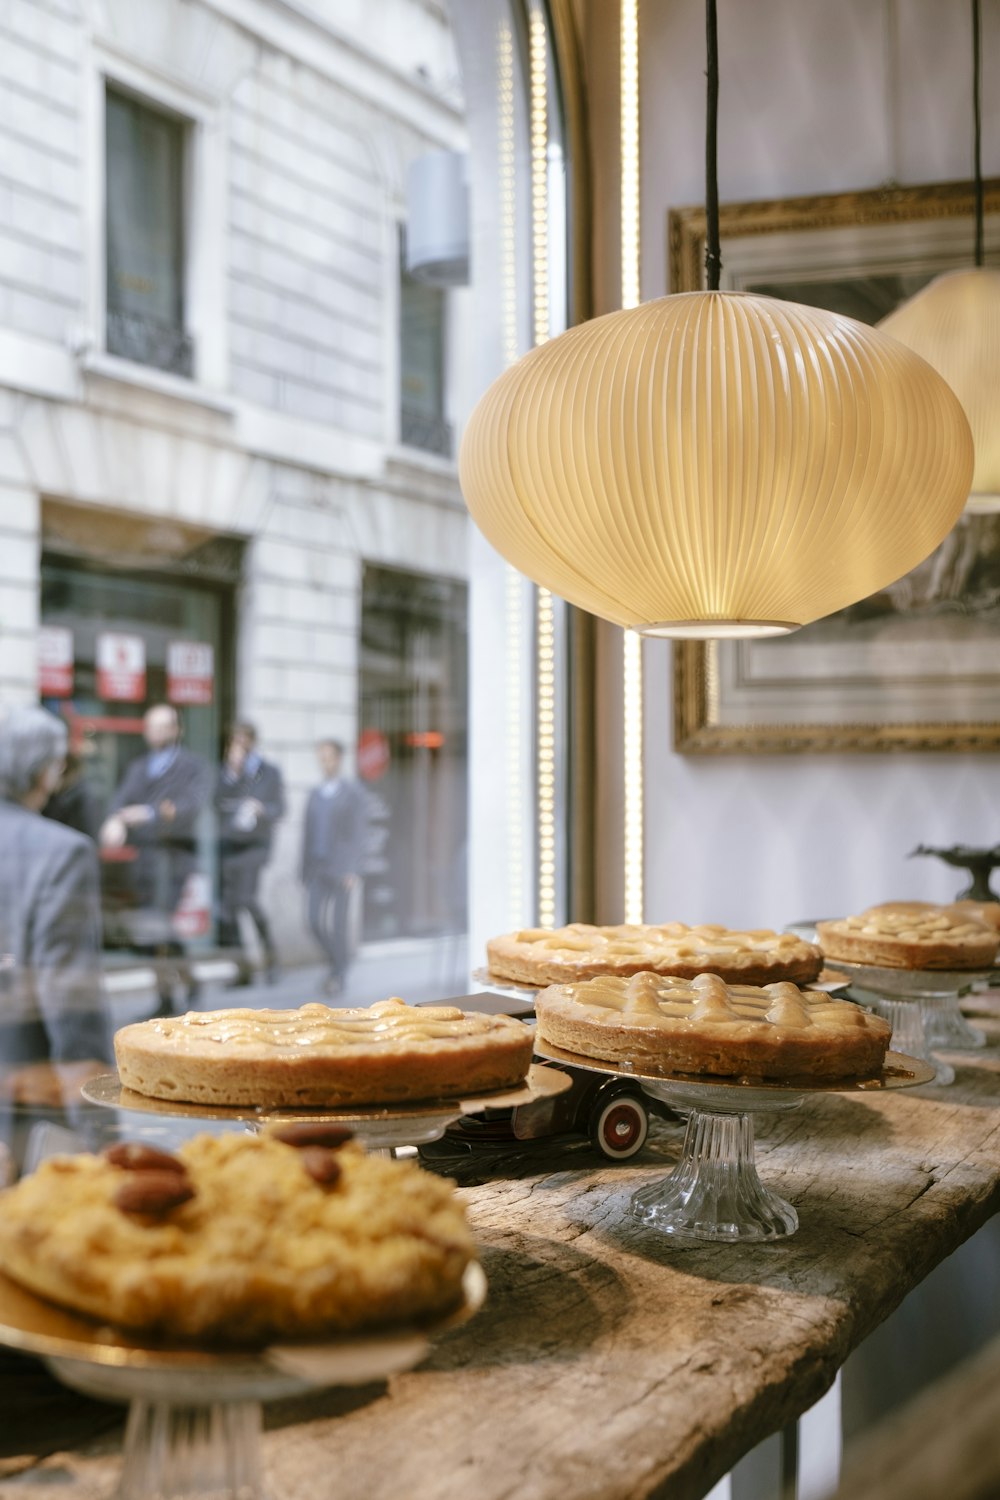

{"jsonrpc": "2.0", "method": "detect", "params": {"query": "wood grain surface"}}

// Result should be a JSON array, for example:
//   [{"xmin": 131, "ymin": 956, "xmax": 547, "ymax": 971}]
[{"xmin": 3, "ymin": 1014, "xmax": 1000, "ymax": 1500}]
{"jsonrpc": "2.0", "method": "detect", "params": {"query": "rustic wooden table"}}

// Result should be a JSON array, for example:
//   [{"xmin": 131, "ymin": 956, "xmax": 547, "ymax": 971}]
[{"xmin": 2, "ymin": 1008, "xmax": 1000, "ymax": 1500}]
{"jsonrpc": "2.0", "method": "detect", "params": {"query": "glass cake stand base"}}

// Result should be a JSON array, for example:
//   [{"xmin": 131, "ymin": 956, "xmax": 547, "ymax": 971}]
[
  {"xmin": 921, "ymin": 991, "xmax": 988, "ymax": 1052},
  {"xmin": 827, "ymin": 959, "xmax": 998, "ymax": 1086},
  {"xmin": 631, "ymin": 1084, "xmax": 802, "ymax": 1242},
  {"xmin": 532, "ymin": 1039, "xmax": 935, "ymax": 1245},
  {"xmin": 1, "ymin": 1263, "xmax": 486, "ymax": 1499}
]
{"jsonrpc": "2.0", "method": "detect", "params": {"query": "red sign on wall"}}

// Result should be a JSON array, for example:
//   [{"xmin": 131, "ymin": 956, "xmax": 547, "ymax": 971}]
[
  {"xmin": 96, "ymin": 632, "xmax": 146, "ymax": 703},
  {"xmin": 167, "ymin": 641, "xmax": 214, "ymax": 706},
  {"xmin": 38, "ymin": 626, "xmax": 74, "ymax": 697},
  {"xmin": 357, "ymin": 728, "xmax": 390, "ymax": 781}
]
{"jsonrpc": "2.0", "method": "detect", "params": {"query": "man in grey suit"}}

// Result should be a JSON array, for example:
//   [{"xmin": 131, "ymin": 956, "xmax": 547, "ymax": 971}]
[
  {"xmin": 301, "ymin": 740, "xmax": 369, "ymax": 997},
  {"xmin": 0, "ymin": 706, "xmax": 109, "ymax": 1089},
  {"xmin": 216, "ymin": 722, "xmax": 285, "ymax": 980}
]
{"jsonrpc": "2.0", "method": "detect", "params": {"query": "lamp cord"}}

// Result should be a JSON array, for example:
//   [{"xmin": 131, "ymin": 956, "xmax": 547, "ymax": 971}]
[
  {"xmin": 705, "ymin": 0, "xmax": 721, "ymax": 290},
  {"xmin": 974, "ymin": 0, "xmax": 984, "ymax": 266}
]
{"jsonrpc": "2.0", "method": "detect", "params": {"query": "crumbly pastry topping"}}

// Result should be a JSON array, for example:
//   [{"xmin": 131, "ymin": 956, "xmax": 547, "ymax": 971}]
[
  {"xmin": 0, "ymin": 1132, "xmax": 474, "ymax": 1342},
  {"xmin": 487, "ymin": 922, "xmax": 822, "ymax": 986},
  {"xmin": 534, "ymin": 971, "xmax": 891, "ymax": 1080},
  {"xmin": 114, "ymin": 997, "xmax": 533, "ymax": 1108}
]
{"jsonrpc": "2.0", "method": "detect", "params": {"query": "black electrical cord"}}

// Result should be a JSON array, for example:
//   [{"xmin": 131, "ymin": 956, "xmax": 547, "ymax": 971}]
[{"xmin": 704, "ymin": 0, "xmax": 721, "ymax": 290}]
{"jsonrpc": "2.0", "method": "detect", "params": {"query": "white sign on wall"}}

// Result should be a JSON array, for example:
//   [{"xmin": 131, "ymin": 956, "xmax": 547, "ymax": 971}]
[
  {"xmin": 38, "ymin": 625, "xmax": 74, "ymax": 697},
  {"xmin": 96, "ymin": 632, "xmax": 146, "ymax": 702},
  {"xmin": 167, "ymin": 640, "xmax": 214, "ymax": 706}
]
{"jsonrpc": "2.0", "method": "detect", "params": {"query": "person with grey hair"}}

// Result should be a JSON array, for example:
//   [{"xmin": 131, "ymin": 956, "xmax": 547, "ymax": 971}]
[{"xmin": 0, "ymin": 705, "xmax": 109, "ymax": 1092}]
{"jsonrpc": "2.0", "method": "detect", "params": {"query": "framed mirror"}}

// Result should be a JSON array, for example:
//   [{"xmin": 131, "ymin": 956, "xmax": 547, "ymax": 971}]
[{"xmin": 670, "ymin": 178, "xmax": 1000, "ymax": 753}]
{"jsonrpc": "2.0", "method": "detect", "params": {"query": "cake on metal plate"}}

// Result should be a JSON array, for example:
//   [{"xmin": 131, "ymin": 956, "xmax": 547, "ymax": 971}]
[
  {"xmin": 487, "ymin": 921, "xmax": 823, "ymax": 988},
  {"xmin": 534, "ymin": 971, "xmax": 892, "ymax": 1081},
  {"xmin": 114, "ymin": 997, "xmax": 533, "ymax": 1107},
  {"xmin": 816, "ymin": 905, "xmax": 998, "ymax": 971}
]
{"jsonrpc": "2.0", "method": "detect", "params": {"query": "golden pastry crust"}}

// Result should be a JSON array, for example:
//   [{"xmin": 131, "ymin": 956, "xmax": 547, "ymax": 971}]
[
  {"xmin": 535, "ymin": 971, "xmax": 891, "ymax": 1080},
  {"xmin": 487, "ymin": 922, "xmax": 822, "ymax": 988},
  {"xmin": 947, "ymin": 899, "xmax": 1000, "ymax": 934},
  {"xmin": 816, "ymin": 907, "xmax": 998, "ymax": 971},
  {"xmin": 0, "ymin": 1133, "xmax": 474, "ymax": 1342},
  {"xmin": 114, "ymin": 998, "xmax": 533, "ymax": 1107}
]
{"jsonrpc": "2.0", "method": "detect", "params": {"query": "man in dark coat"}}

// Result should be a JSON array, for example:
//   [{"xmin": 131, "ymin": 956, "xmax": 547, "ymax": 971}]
[
  {"xmin": 100, "ymin": 704, "xmax": 212, "ymax": 938},
  {"xmin": 301, "ymin": 739, "xmax": 369, "ymax": 997},
  {"xmin": 215, "ymin": 723, "xmax": 285, "ymax": 979}
]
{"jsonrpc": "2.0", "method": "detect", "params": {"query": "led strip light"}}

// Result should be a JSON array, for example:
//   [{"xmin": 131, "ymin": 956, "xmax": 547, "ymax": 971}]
[
  {"xmin": 621, "ymin": 0, "xmax": 644, "ymax": 925},
  {"xmin": 529, "ymin": 4, "xmax": 558, "ymax": 929},
  {"xmin": 497, "ymin": 17, "xmax": 525, "ymax": 929}
]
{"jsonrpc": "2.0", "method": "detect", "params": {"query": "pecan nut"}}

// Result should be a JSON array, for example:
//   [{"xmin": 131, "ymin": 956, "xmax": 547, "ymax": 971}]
[
  {"xmin": 114, "ymin": 1171, "xmax": 196, "ymax": 1214},
  {"xmin": 104, "ymin": 1142, "xmax": 188, "ymax": 1175},
  {"xmin": 299, "ymin": 1147, "xmax": 343, "ymax": 1186},
  {"xmin": 269, "ymin": 1122, "xmax": 354, "ymax": 1149}
]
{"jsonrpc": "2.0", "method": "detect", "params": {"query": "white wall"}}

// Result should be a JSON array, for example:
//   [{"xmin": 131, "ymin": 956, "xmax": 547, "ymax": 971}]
[{"xmin": 639, "ymin": 0, "xmax": 1000, "ymax": 929}]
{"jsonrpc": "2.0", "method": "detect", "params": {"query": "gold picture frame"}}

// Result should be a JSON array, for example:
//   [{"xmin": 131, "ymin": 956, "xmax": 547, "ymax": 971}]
[{"xmin": 670, "ymin": 178, "xmax": 1000, "ymax": 754}]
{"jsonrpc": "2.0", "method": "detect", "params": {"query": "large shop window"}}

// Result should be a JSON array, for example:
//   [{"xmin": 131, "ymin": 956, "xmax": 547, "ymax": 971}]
[
  {"xmin": 105, "ymin": 86, "xmax": 193, "ymax": 377},
  {"xmin": 359, "ymin": 564, "xmax": 468, "ymax": 944},
  {"xmin": 40, "ymin": 557, "xmax": 232, "ymax": 951}
]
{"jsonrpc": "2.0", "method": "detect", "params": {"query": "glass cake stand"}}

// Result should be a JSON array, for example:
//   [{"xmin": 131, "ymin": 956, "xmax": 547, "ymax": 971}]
[
  {"xmin": 829, "ymin": 960, "xmax": 994, "ymax": 1085},
  {"xmin": 533, "ymin": 1038, "xmax": 934, "ymax": 1244},
  {"xmin": 0, "ymin": 1261, "xmax": 485, "ymax": 1499},
  {"xmin": 82, "ymin": 1065, "xmax": 571, "ymax": 1151}
]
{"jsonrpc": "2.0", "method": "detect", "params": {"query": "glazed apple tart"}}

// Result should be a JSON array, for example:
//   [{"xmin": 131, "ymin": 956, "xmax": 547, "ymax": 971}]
[
  {"xmin": 816, "ymin": 906, "xmax": 998, "ymax": 971},
  {"xmin": 487, "ymin": 922, "xmax": 822, "ymax": 988},
  {"xmin": 115, "ymin": 997, "xmax": 533, "ymax": 1107},
  {"xmin": 534, "ymin": 971, "xmax": 892, "ymax": 1080}
]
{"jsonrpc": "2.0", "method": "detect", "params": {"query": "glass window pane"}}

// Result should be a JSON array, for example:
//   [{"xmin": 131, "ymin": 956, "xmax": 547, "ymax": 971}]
[
  {"xmin": 400, "ymin": 230, "xmax": 451, "ymax": 456},
  {"xmin": 105, "ymin": 87, "xmax": 192, "ymax": 375}
]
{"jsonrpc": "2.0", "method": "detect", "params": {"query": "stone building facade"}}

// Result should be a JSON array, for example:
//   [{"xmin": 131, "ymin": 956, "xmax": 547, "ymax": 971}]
[{"xmin": 0, "ymin": 0, "xmax": 472, "ymax": 967}]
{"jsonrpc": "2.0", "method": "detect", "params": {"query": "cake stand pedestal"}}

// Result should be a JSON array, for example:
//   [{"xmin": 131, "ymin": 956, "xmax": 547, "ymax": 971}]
[
  {"xmin": 830, "ymin": 960, "xmax": 995, "ymax": 1085},
  {"xmin": 0, "ymin": 1263, "xmax": 485, "ymax": 1500},
  {"xmin": 533, "ymin": 1040, "xmax": 933, "ymax": 1244},
  {"xmin": 632, "ymin": 1080, "xmax": 802, "ymax": 1241}
]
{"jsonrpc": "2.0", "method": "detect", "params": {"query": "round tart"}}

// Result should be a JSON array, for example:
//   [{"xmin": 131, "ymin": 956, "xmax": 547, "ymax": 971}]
[
  {"xmin": 816, "ymin": 907, "xmax": 998, "ymax": 971},
  {"xmin": 0, "ymin": 1132, "xmax": 474, "ymax": 1342},
  {"xmin": 534, "ymin": 971, "xmax": 892, "ymax": 1080},
  {"xmin": 487, "ymin": 922, "xmax": 822, "ymax": 988},
  {"xmin": 114, "ymin": 997, "xmax": 533, "ymax": 1107}
]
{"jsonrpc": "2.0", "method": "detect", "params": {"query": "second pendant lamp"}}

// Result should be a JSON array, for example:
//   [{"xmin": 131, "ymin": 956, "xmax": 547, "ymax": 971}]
[
  {"xmin": 878, "ymin": 0, "xmax": 1000, "ymax": 513},
  {"xmin": 459, "ymin": 2, "xmax": 974, "ymax": 638}
]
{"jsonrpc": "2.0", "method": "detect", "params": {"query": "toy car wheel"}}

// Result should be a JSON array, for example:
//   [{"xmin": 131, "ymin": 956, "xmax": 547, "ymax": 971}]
[{"xmin": 588, "ymin": 1089, "xmax": 649, "ymax": 1160}]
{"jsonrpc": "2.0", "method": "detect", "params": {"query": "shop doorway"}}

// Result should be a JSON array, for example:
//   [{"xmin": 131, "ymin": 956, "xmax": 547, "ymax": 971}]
[{"xmin": 40, "ymin": 556, "xmax": 234, "ymax": 950}]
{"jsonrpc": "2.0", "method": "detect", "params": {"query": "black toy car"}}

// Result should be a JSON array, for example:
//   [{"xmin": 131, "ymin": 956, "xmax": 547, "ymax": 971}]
[{"xmin": 419, "ymin": 991, "xmax": 672, "ymax": 1162}]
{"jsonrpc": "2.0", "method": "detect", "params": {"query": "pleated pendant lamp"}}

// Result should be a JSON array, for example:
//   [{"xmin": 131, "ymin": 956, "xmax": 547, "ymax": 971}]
[
  {"xmin": 459, "ymin": 1, "xmax": 974, "ymax": 638},
  {"xmin": 878, "ymin": 0, "xmax": 1000, "ymax": 514}
]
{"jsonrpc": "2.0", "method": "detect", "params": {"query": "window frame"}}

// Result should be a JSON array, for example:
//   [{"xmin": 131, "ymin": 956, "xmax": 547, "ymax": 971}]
[{"xmin": 85, "ymin": 43, "xmax": 228, "ymax": 393}]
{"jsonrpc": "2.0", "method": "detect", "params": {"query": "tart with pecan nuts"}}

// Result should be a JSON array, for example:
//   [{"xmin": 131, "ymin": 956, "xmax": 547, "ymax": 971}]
[
  {"xmin": 0, "ymin": 1131, "xmax": 474, "ymax": 1342},
  {"xmin": 487, "ymin": 921, "xmax": 822, "ymax": 988}
]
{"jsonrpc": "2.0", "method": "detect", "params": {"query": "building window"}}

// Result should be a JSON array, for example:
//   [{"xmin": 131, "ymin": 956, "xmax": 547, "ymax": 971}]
[
  {"xmin": 399, "ymin": 230, "xmax": 452, "ymax": 457},
  {"xmin": 105, "ymin": 86, "xmax": 194, "ymax": 377}
]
